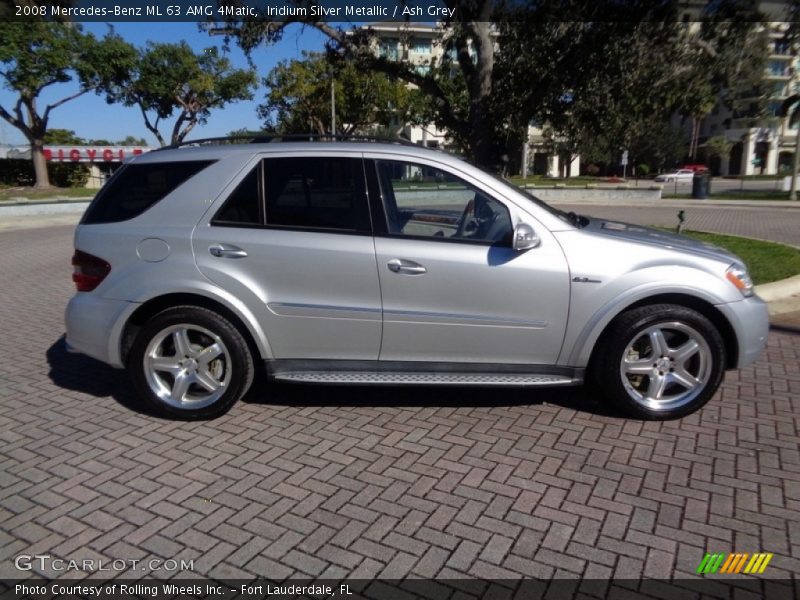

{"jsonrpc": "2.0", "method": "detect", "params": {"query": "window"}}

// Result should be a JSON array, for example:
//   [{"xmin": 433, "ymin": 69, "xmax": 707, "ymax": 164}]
[
  {"xmin": 82, "ymin": 160, "xmax": 215, "ymax": 224},
  {"xmin": 213, "ymin": 166, "xmax": 261, "ymax": 225},
  {"xmin": 379, "ymin": 38, "xmax": 399, "ymax": 61},
  {"xmin": 375, "ymin": 160, "xmax": 512, "ymax": 244},
  {"xmin": 263, "ymin": 157, "xmax": 369, "ymax": 232},
  {"xmin": 411, "ymin": 38, "xmax": 431, "ymax": 54}
]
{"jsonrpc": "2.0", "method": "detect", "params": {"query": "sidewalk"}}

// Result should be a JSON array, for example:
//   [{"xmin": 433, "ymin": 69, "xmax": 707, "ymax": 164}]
[{"xmin": 771, "ymin": 310, "xmax": 800, "ymax": 331}]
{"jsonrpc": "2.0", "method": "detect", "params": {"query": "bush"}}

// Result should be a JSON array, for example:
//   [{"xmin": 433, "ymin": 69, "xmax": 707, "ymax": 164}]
[
  {"xmin": 0, "ymin": 159, "xmax": 88, "ymax": 187},
  {"xmin": 637, "ymin": 163, "xmax": 650, "ymax": 176}
]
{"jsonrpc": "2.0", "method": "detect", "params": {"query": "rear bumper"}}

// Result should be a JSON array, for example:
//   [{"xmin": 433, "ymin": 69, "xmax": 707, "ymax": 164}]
[
  {"xmin": 65, "ymin": 293, "xmax": 138, "ymax": 368},
  {"xmin": 715, "ymin": 294, "xmax": 770, "ymax": 369}
]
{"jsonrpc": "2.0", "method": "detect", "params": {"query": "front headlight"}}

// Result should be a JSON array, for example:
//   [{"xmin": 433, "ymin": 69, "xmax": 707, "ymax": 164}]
[{"xmin": 726, "ymin": 264, "xmax": 754, "ymax": 297}]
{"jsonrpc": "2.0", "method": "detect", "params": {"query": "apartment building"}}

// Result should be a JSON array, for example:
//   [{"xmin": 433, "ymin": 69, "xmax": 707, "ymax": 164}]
[{"xmin": 688, "ymin": 1, "xmax": 797, "ymax": 175}]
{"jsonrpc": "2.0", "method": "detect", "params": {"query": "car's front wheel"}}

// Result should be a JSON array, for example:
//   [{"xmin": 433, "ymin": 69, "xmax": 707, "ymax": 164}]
[
  {"xmin": 593, "ymin": 304, "xmax": 726, "ymax": 419},
  {"xmin": 128, "ymin": 306, "xmax": 254, "ymax": 419}
]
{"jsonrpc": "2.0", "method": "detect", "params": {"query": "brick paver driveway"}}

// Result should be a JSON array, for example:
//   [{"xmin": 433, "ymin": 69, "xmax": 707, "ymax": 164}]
[{"xmin": 1, "ymin": 225, "xmax": 799, "ymax": 583}]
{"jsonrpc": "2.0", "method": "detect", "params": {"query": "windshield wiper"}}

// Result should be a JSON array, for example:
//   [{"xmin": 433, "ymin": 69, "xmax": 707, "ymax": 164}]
[{"xmin": 565, "ymin": 211, "xmax": 588, "ymax": 228}]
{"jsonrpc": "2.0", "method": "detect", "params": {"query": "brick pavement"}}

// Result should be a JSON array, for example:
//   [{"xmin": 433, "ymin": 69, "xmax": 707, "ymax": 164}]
[{"xmin": 0, "ymin": 226, "xmax": 799, "ymax": 584}]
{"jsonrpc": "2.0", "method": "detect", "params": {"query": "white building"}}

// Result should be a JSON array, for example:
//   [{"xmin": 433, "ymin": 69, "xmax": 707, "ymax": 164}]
[{"xmin": 687, "ymin": 1, "xmax": 798, "ymax": 175}]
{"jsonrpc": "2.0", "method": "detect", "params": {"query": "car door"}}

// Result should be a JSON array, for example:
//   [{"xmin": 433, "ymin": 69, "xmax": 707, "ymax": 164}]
[
  {"xmin": 366, "ymin": 155, "xmax": 571, "ymax": 365},
  {"xmin": 193, "ymin": 153, "xmax": 382, "ymax": 360}
]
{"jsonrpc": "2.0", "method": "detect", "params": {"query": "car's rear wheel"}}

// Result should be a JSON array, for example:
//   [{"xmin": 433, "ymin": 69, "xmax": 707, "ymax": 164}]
[
  {"xmin": 593, "ymin": 304, "xmax": 726, "ymax": 419},
  {"xmin": 129, "ymin": 306, "xmax": 254, "ymax": 419}
]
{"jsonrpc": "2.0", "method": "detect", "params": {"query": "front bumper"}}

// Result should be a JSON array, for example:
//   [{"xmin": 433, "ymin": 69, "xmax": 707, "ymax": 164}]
[
  {"xmin": 65, "ymin": 293, "xmax": 138, "ymax": 368},
  {"xmin": 715, "ymin": 294, "xmax": 769, "ymax": 369}
]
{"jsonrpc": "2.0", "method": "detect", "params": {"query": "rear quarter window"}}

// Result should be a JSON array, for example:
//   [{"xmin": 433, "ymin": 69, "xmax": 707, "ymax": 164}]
[{"xmin": 81, "ymin": 160, "xmax": 215, "ymax": 224}]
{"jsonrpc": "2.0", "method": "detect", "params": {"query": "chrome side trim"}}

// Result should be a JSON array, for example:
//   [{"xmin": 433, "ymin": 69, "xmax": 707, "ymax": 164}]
[
  {"xmin": 383, "ymin": 309, "xmax": 547, "ymax": 328},
  {"xmin": 268, "ymin": 302, "xmax": 381, "ymax": 321}
]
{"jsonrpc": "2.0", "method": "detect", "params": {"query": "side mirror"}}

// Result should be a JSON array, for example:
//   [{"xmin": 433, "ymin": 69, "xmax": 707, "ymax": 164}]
[{"xmin": 513, "ymin": 223, "xmax": 540, "ymax": 251}]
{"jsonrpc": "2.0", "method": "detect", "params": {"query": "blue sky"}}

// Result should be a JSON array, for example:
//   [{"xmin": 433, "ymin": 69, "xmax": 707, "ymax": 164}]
[{"xmin": 0, "ymin": 22, "xmax": 329, "ymax": 146}]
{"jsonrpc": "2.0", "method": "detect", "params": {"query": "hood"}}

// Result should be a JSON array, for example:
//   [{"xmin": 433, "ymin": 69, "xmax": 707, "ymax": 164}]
[{"xmin": 582, "ymin": 217, "xmax": 740, "ymax": 264}]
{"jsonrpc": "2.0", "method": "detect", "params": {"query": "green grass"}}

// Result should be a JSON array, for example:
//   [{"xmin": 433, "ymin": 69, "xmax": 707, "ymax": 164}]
[
  {"xmin": 509, "ymin": 175, "xmax": 607, "ymax": 186},
  {"xmin": 676, "ymin": 230, "xmax": 800, "ymax": 285},
  {"xmin": 0, "ymin": 187, "xmax": 96, "ymax": 202}
]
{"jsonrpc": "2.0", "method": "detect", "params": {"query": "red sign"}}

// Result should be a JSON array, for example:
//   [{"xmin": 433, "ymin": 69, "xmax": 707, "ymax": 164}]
[{"xmin": 43, "ymin": 146, "xmax": 148, "ymax": 163}]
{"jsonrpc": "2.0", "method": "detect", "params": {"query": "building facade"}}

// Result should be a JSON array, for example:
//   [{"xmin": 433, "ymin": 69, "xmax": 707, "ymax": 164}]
[{"xmin": 688, "ymin": 1, "xmax": 798, "ymax": 176}]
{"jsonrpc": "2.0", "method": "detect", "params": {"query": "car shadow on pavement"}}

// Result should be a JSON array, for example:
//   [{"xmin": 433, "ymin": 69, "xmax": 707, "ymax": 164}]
[
  {"xmin": 46, "ymin": 335, "xmax": 623, "ymax": 419},
  {"xmin": 46, "ymin": 335, "xmax": 159, "ymax": 417}
]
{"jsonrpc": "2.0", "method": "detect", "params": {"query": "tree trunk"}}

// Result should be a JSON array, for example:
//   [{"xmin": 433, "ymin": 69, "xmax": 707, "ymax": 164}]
[
  {"xmin": 467, "ymin": 22, "xmax": 497, "ymax": 170},
  {"xmin": 791, "ymin": 123, "xmax": 800, "ymax": 201},
  {"xmin": 31, "ymin": 138, "xmax": 51, "ymax": 188}
]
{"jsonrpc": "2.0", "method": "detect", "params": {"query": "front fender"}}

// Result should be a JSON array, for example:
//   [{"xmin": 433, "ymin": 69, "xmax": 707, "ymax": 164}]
[{"xmin": 559, "ymin": 266, "xmax": 738, "ymax": 367}]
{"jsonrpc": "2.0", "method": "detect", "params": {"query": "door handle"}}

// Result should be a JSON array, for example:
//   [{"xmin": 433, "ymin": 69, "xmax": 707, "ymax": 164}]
[
  {"xmin": 387, "ymin": 258, "xmax": 427, "ymax": 275},
  {"xmin": 209, "ymin": 244, "xmax": 248, "ymax": 259}
]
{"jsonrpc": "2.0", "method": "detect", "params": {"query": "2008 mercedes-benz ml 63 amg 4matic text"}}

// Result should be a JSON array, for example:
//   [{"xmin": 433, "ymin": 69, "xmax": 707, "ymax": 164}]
[{"xmin": 65, "ymin": 138, "xmax": 769, "ymax": 420}]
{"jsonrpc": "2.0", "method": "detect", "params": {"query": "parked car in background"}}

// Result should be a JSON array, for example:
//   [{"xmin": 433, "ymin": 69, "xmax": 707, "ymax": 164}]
[
  {"xmin": 655, "ymin": 169, "xmax": 696, "ymax": 183},
  {"xmin": 66, "ymin": 137, "xmax": 768, "ymax": 421},
  {"xmin": 681, "ymin": 164, "xmax": 709, "ymax": 173}
]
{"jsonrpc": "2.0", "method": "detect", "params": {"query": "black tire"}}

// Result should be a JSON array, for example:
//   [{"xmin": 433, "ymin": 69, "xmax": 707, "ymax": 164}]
[
  {"xmin": 128, "ymin": 305, "xmax": 254, "ymax": 419},
  {"xmin": 592, "ymin": 304, "xmax": 726, "ymax": 420}
]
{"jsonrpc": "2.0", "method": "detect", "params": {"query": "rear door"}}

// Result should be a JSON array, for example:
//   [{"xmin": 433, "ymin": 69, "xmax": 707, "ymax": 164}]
[{"xmin": 193, "ymin": 152, "xmax": 382, "ymax": 359}]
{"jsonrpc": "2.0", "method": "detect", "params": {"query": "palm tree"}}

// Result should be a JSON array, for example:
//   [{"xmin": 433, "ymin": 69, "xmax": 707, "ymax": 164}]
[{"xmin": 779, "ymin": 94, "xmax": 800, "ymax": 200}]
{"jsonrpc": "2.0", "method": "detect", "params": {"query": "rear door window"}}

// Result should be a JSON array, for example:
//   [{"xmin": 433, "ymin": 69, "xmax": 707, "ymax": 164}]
[
  {"xmin": 82, "ymin": 160, "xmax": 215, "ymax": 224},
  {"xmin": 263, "ymin": 157, "xmax": 370, "ymax": 232}
]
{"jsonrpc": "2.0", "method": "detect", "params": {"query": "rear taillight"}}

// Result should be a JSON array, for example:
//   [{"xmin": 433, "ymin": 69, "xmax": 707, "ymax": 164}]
[{"xmin": 72, "ymin": 250, "xmax": 111, "ymax": 292}]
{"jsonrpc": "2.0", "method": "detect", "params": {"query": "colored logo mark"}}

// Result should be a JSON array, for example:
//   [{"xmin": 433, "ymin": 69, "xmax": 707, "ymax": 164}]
[{"xmin": 696, "ymin": 553, "xmax": 773, "ymax": 574}]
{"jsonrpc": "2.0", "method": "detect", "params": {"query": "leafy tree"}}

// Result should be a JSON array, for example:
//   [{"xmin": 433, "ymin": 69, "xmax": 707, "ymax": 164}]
[
  {"xmin": 117, "ymin": 135, "xmax": 149, "ymax": 146},
  {"xmin": 702, "ymin": 135, "xmax": 733, "ymax": 174},
  {"xmin": 44, "ymin": 129, "xmax": 84, "ymax": 145},
  {"xmin": 0, "ymin": 22, "xmax": 133, "ymax": 187},
  {"xmin": 215, "ymin": 0, "xmax": 771, "ymax": 171},
  {"xmin": 260, "ymin": 52, "xmax": 424, "ymax": 137},
  {"xmin": 103, "ymin": 42, "xmax": 257, "ymax": 146},
  {"xmin": 212, "ymin": 0, "xmax": 514, "ymax": 168}
]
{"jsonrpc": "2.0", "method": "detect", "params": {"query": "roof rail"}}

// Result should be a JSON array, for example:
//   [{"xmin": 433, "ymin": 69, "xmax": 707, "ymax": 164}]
[{"xmin": 157, "ymin": 133, "xmax": 420, "ymax": 151}]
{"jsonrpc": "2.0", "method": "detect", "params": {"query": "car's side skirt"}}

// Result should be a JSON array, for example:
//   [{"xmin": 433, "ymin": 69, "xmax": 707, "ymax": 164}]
[{"xmin": 266, "ymin": 359, "xmax": 584, "ymax": 387}]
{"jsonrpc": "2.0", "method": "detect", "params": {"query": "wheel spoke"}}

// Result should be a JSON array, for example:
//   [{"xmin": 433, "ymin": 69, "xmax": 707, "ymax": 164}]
[
  {"xmin": 194, "ymin": 370, "xmax": 221, "ymax": 392},
  {"xmin": 649, "ymin": 329, "xmax": 669, "ymax": 357},
  {"xmin": 672, "ymin": 339, "xmax": 700, "ymax": 363},
  {"xmin": 149, "ymin": 357, "xmax": 181, "ymax": 375},
  {"xmin": 671, "ymin": 367, "xmax": 701, "ymax": 390},
  {"xmin": 173, "ymin": 328, "xmax": 193, "ymax": 358},
  {"xmin": 170, "ymin": 372, "xmax": 191, "ymax": 402},
  {"xmin": 647, "ymin": 372, "xmax": 668, "ymax": 399},
  {"xmin": 196, "ymin": 342, "xmax": 223, "ymax": 366},
  {"xmin": 623, "ymin": 357, "xmax": 653, "ymax": 375}
]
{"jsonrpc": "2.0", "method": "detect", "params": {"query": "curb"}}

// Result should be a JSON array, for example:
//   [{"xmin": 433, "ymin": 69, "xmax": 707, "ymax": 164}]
[{"xmin": 0, "ymin": 201, "xmax": 90, "ymax": 217}]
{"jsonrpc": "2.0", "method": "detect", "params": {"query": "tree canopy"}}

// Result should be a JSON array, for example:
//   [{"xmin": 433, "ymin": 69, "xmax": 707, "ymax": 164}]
[
  {"xmin": 213, "ymin": 0, "xmax": 771, "ymax": 172},
  {"xmin": 102, "ymin": 41, "xmax": 258, "ymax": 146},
  {"xmin": 0, "ymin": 22, "xmax": 132, "ymax": 187},
  {"xmin": 260, "ymin": 52, "xmax": 425, "ymax": 136}
]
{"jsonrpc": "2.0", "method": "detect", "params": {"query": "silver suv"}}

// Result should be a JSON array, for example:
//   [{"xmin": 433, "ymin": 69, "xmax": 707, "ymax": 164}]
[{"xmin": 65, "ymin": 139, "xmax": 769, "ymax": 420}]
